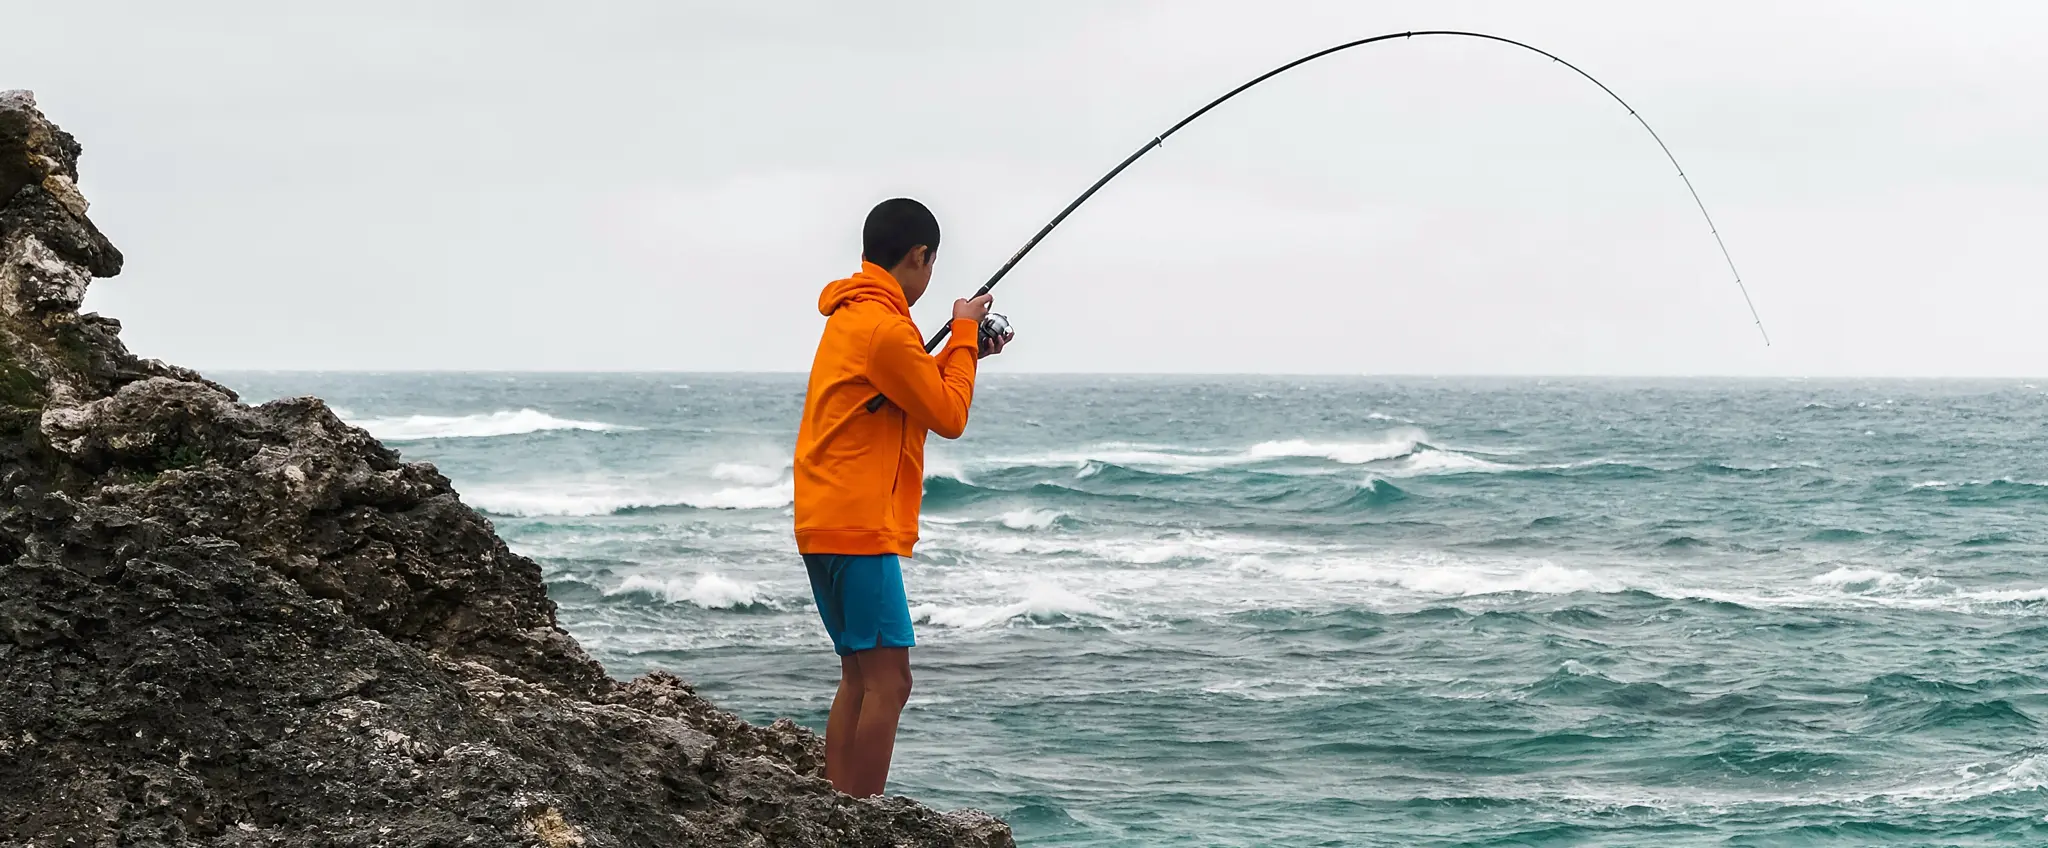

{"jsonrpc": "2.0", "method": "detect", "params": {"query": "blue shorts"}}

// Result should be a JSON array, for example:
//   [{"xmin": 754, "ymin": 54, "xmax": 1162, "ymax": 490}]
[{"xmin": 803, "ymin": 553, "xmax": 916, "ymax": 657}]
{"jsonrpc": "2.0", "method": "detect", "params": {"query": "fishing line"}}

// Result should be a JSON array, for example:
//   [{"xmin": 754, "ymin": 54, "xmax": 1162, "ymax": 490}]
[{"xmin": 870, "ymin": 30, "xmax": 1766, "ymax": 413}]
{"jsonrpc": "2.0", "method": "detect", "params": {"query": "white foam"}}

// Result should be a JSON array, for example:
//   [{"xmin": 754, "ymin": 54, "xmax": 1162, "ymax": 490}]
[
  {"xmin": 1245, "ymin": 433, "xmax": 1423, "ymax": 464},
  {"xmin": 1201, "ymin": 672, "xmax": 1384, "ymax": 701},
  {"xmin": 981, "ymin": 431, "xmax": 1430, "ymax": 475},
  {"xmin": 1441, "ymin": 749, "xmax": 2048, "ymax": 812},
  {"xmin": 1236, "ymin": 555, "xmax": 1620, "ymax": 598},
  {"xmin": 468, "ymin": 486, "xmax": 650, "ymax": 516},
  {"xmin": 925, "ymin": 529, "xmax": 1314, "ymax": 565},
  {"xmin": 912, "ymin": 581, "xmax": 1115, "ymax": 628},
  {"xmin": 691, "ymin": 481, "xmax": 797, "ymax": 510},
  {"xmin": 1675, "ymin": 565, "xmax": 2048, "ymax": 614},
  {"xmin": 712, "ymin": 462, "xmax": 788, "ymax": 486},
  {"xmin": 1811, "ymin": 566, "xmax": 1911, "ymax": 590},
  {"xmin": 1801, "ymin": 567, "xmax": 2048, "ymax": 606},
  {"xmin": 1115, "ymin": 540, "xmax": 1223, "ymax": 564},
  {"xmin": 1911, "ymin": 478, "xmax": 2048, "ymax": 490},
  {"xmin": 606, "ymin": 572, "xmax": 769, "ymax": 609},
  {"xmin": 1868, "ymin": 751, "xmax": 2048, "ymax": 805},
  {"xmin": 923, "ymin": 452, "xmax": 972, "ymax": 483},
  {"xmin": 349, "ymin": 408, "xmax": 632, "ymax": 441},
  {"xmin": 1033, "ymin": 446, "xmax": 1240, "ymax": 474},
  {"xmin": 919, "ymin": 516, "xmax": 2048, "ymax": 619},
  {"xmin": 1956, "ymin": 586, "xmax": 2048, "ymax": 604},
  {"xmin": 1379, "ymin": 448, "xmax": 1512, "ymax": 477},
  {"xmin": 1401, "ymin": 561, "xmax": 1610, "ymax": 595},
  {"xmin": 998, "ymin": 508, "xmax": 1064, "ymax": 530},
  {"xmin": 466, "ymin": 479, "xmax": 793, "ymax": 516}
]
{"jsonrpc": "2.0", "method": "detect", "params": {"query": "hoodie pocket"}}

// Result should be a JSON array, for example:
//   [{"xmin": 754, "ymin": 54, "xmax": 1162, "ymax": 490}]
[{"xmin": 889, "ymin": 409, "xmax": 906, "ymax": 497}]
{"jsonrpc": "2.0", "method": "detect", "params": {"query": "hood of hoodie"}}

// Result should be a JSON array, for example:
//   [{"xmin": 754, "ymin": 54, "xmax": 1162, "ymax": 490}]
[{"xmin": 818, "ymin": 261, "xmax": 910, "ymax": 317}]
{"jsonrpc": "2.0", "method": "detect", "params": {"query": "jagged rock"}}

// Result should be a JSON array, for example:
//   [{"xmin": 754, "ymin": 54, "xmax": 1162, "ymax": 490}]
[{"xmin": 0, "ymin": 92, "xmax": 1012, "ymax": 848}]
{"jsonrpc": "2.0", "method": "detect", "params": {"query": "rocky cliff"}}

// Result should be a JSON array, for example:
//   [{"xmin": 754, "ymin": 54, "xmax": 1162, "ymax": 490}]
[{"xmin": 0, "ymin": 91, "xmax": 1010, "ymax": 848}]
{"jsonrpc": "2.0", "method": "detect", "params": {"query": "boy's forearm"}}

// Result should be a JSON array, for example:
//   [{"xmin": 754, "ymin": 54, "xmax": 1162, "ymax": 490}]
[
  {"xmin": 869, "ymin": 320, "xmax": 979, "ymax": 438},
  {"xmin": 925, "ymin": 320, "xmax": 980, "ymax": 439}
]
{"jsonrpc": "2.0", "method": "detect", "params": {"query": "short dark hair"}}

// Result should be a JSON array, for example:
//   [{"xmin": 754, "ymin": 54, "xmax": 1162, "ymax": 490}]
[{"xmin": 862, "ymin": 198, "xmax": 940, "ymax": 269}]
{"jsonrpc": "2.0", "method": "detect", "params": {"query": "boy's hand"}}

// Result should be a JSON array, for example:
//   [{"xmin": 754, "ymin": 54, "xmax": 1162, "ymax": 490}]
[
  {"xmin": 953, "ymin": 293, "xmax": 993, "ymax": 323},
  {"xmin": 979, "ymin": 328, "xmax": 1012, "ymax": 359}
]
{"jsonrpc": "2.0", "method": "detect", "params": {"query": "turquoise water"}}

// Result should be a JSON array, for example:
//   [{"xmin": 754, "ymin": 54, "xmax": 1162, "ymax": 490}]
[{"xmin": 223, "ymin": 374, "xmax": 2048, "ymax": 846}]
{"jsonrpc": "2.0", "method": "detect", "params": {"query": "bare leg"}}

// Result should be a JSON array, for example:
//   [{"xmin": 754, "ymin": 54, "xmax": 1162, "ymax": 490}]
[
  {"xmin": 824, "ymin": 654, "xmax": 863, "ymax": 793},
  {"xmin": 847, "ymin": 646, "xmax": 912, "ymax": 797}
]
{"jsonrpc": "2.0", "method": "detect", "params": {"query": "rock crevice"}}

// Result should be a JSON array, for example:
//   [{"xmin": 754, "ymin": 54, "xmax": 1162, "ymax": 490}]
[{"xmin": 0, "ymin": 91, "xmax": 1010, "ymax": 848}]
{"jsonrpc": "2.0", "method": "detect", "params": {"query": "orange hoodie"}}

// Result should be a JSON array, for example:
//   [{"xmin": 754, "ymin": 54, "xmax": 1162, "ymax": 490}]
[{"xmin": 794, "ymin": 262, "xmax": 980, "ymax": 556}]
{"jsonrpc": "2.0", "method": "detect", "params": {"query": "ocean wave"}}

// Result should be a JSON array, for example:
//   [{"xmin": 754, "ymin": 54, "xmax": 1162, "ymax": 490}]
[
  {"xmin": 1876, "ymin": 749, "xmax": 2048, "ymax": 804},
  {"xmin": 1214, "ymin": 556, "xmax": 2048, "ymax": 616},
  {"xmin": 1338, "ymin": 477, "xmax": 1410, "ymax": 508},
  {"xmin": 1243, "ymin": 435, "xmax": 1425, "ymax": 464},
  {"xmin": 348, "ymin": 408, "xmax": 634, "ymax": 441},
  {"xmin": 921, "ymin": 461, "xmax": 1444, "ymax": 516},
  {"xmin": 1426, "ymin": 747, "xmax": 2048, "ymax": 812},
  {"xmin": 1905, "ymin": 478, "xmax": 2048, "ymax": 503},
  {"xmin": 1200, "ymin": 672, "xmax": 1384, "ymax": 701},
  {"xmin": 1691, "ymin": 461, "xmax": 1813, "ymax": 478},
  {"xmin": 911, "ymin": 581, "xmax": 1117, "ymax": 628},
  {"xmin": 467, "ymin": 479, "xmax": 794, "ymax": 516},
  {"xmin": 922, "ymin": 453, "xmax": 972, "ymax": 484},
  {"xmin": 925, "ymin": 433, "xmax": 1554, "ymax": 502},
  {"xmin": 998, "ymin": 508, "xmax": 1066, "ymax": 530},
  {"xmin": 1810, "ymin": 566, "xmax": 1943, "ymax": 594},
  {"xmin": 975, "ymin": 431, "xmax": 1429, "ymax": 475},
  {"xmin": 1892, "ymin": 699, "xmax": 2040, "ymax": 734},
  {"xmin": 1379, "ymin": 449, "xmax": 1512, "ymax": 477},
  {"xmin": 914, "ymin": 527, "xmax": 2048, "ymax": 618},
  {"xmin": 1807, "ymin": 566, "xmax": 2045, "ymax": 603},
  {"xmin": 918, "ymin": 475, "xmax": 999, "ymax": 508},
  {"xmin": 1676, "ymin": 568, "xmax": 2048, "ymax": 615},
  {"xmin": 1522, "ymin": 662, "xmax": 1692, "ymax": 710},
  {"xmin": 920, "ymin": 475, "xmax": 1196, "ymax": 512},
  {"xmin": 1500, "ymin": 460, "xmax": 1663, "ymax": 481},
  {"xmin": 712, "ymin": 461, "xmax": 789, "ymax": 486},
  {"xmin": 1235, "ymin": 556, "xmax": 1621, "ymax": 598},
  {"xmin": 604, "ymin": 572, "xmax": 776, "ymax": 610},
  {"xmin": 925, "ymin": 529, "xmax": 1318, "ymax": 565}
]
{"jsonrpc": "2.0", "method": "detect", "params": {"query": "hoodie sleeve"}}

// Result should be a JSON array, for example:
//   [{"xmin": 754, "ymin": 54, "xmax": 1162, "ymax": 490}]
[{"xmin": 867, "ymin": 317, "xmax": 981, "ymax": 439}]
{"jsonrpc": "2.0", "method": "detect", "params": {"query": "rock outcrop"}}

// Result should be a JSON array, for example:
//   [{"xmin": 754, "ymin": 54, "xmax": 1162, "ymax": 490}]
[{"xmin": 0, "ymin": 92, "xmax": 1011, "ymax": 848}]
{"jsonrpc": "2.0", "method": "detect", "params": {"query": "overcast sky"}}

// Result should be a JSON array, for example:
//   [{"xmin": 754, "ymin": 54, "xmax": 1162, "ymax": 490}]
[{"xmin": 7, "ymin": 1, "xmax": 2045, "ymax": 375}]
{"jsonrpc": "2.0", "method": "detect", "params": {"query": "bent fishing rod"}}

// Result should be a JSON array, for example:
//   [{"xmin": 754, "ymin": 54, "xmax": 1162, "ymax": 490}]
[{"xmin": 870, "ymin": 30, "xmax": 1766, "ymax": 413}]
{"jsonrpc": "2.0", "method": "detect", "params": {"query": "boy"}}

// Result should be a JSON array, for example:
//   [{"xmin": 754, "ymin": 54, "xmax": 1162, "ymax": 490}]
[{"xmin": 793, "ymin": 197, "xmax": 1010, "ymax": 797}]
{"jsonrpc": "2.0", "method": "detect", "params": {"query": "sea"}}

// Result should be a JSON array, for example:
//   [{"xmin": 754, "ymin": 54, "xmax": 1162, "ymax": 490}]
[{"xmin": 220, "ymin": 373, "xmax": 2048, "ymax": 847}]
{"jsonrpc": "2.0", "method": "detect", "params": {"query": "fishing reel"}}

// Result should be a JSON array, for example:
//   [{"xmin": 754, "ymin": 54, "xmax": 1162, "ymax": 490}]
[{"xmin": 978, "ymin": 312, "xmax": 1014, "ymax": 355}]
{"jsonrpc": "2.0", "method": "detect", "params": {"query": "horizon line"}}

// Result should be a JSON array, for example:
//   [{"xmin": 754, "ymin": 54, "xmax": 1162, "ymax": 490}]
[{"xmin": 198, "ymin": 369, "xmax": 2047, "ymax": 381}]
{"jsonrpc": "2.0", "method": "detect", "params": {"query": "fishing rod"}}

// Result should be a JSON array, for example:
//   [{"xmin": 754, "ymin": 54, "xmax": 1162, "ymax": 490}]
[{"xmin": 869, "ymin": 30, "xmax": 1766, "ymax": 413}]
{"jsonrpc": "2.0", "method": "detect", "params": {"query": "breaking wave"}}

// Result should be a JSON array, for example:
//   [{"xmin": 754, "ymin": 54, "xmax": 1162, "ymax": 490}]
[
  {"xmin": 605, "ymin": 573, "xmax": 775, "ymax": 610},
  {"xmin": 349, "ymin": 408, "xmax": 634, "ymax": 441},
  {"xmin": 912, "ymin": 581, "xmax": 1118, "ymax": 629},
  {"xmin": 467, "ymin": 479, "xmax": 793, "ymax": 516}
]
